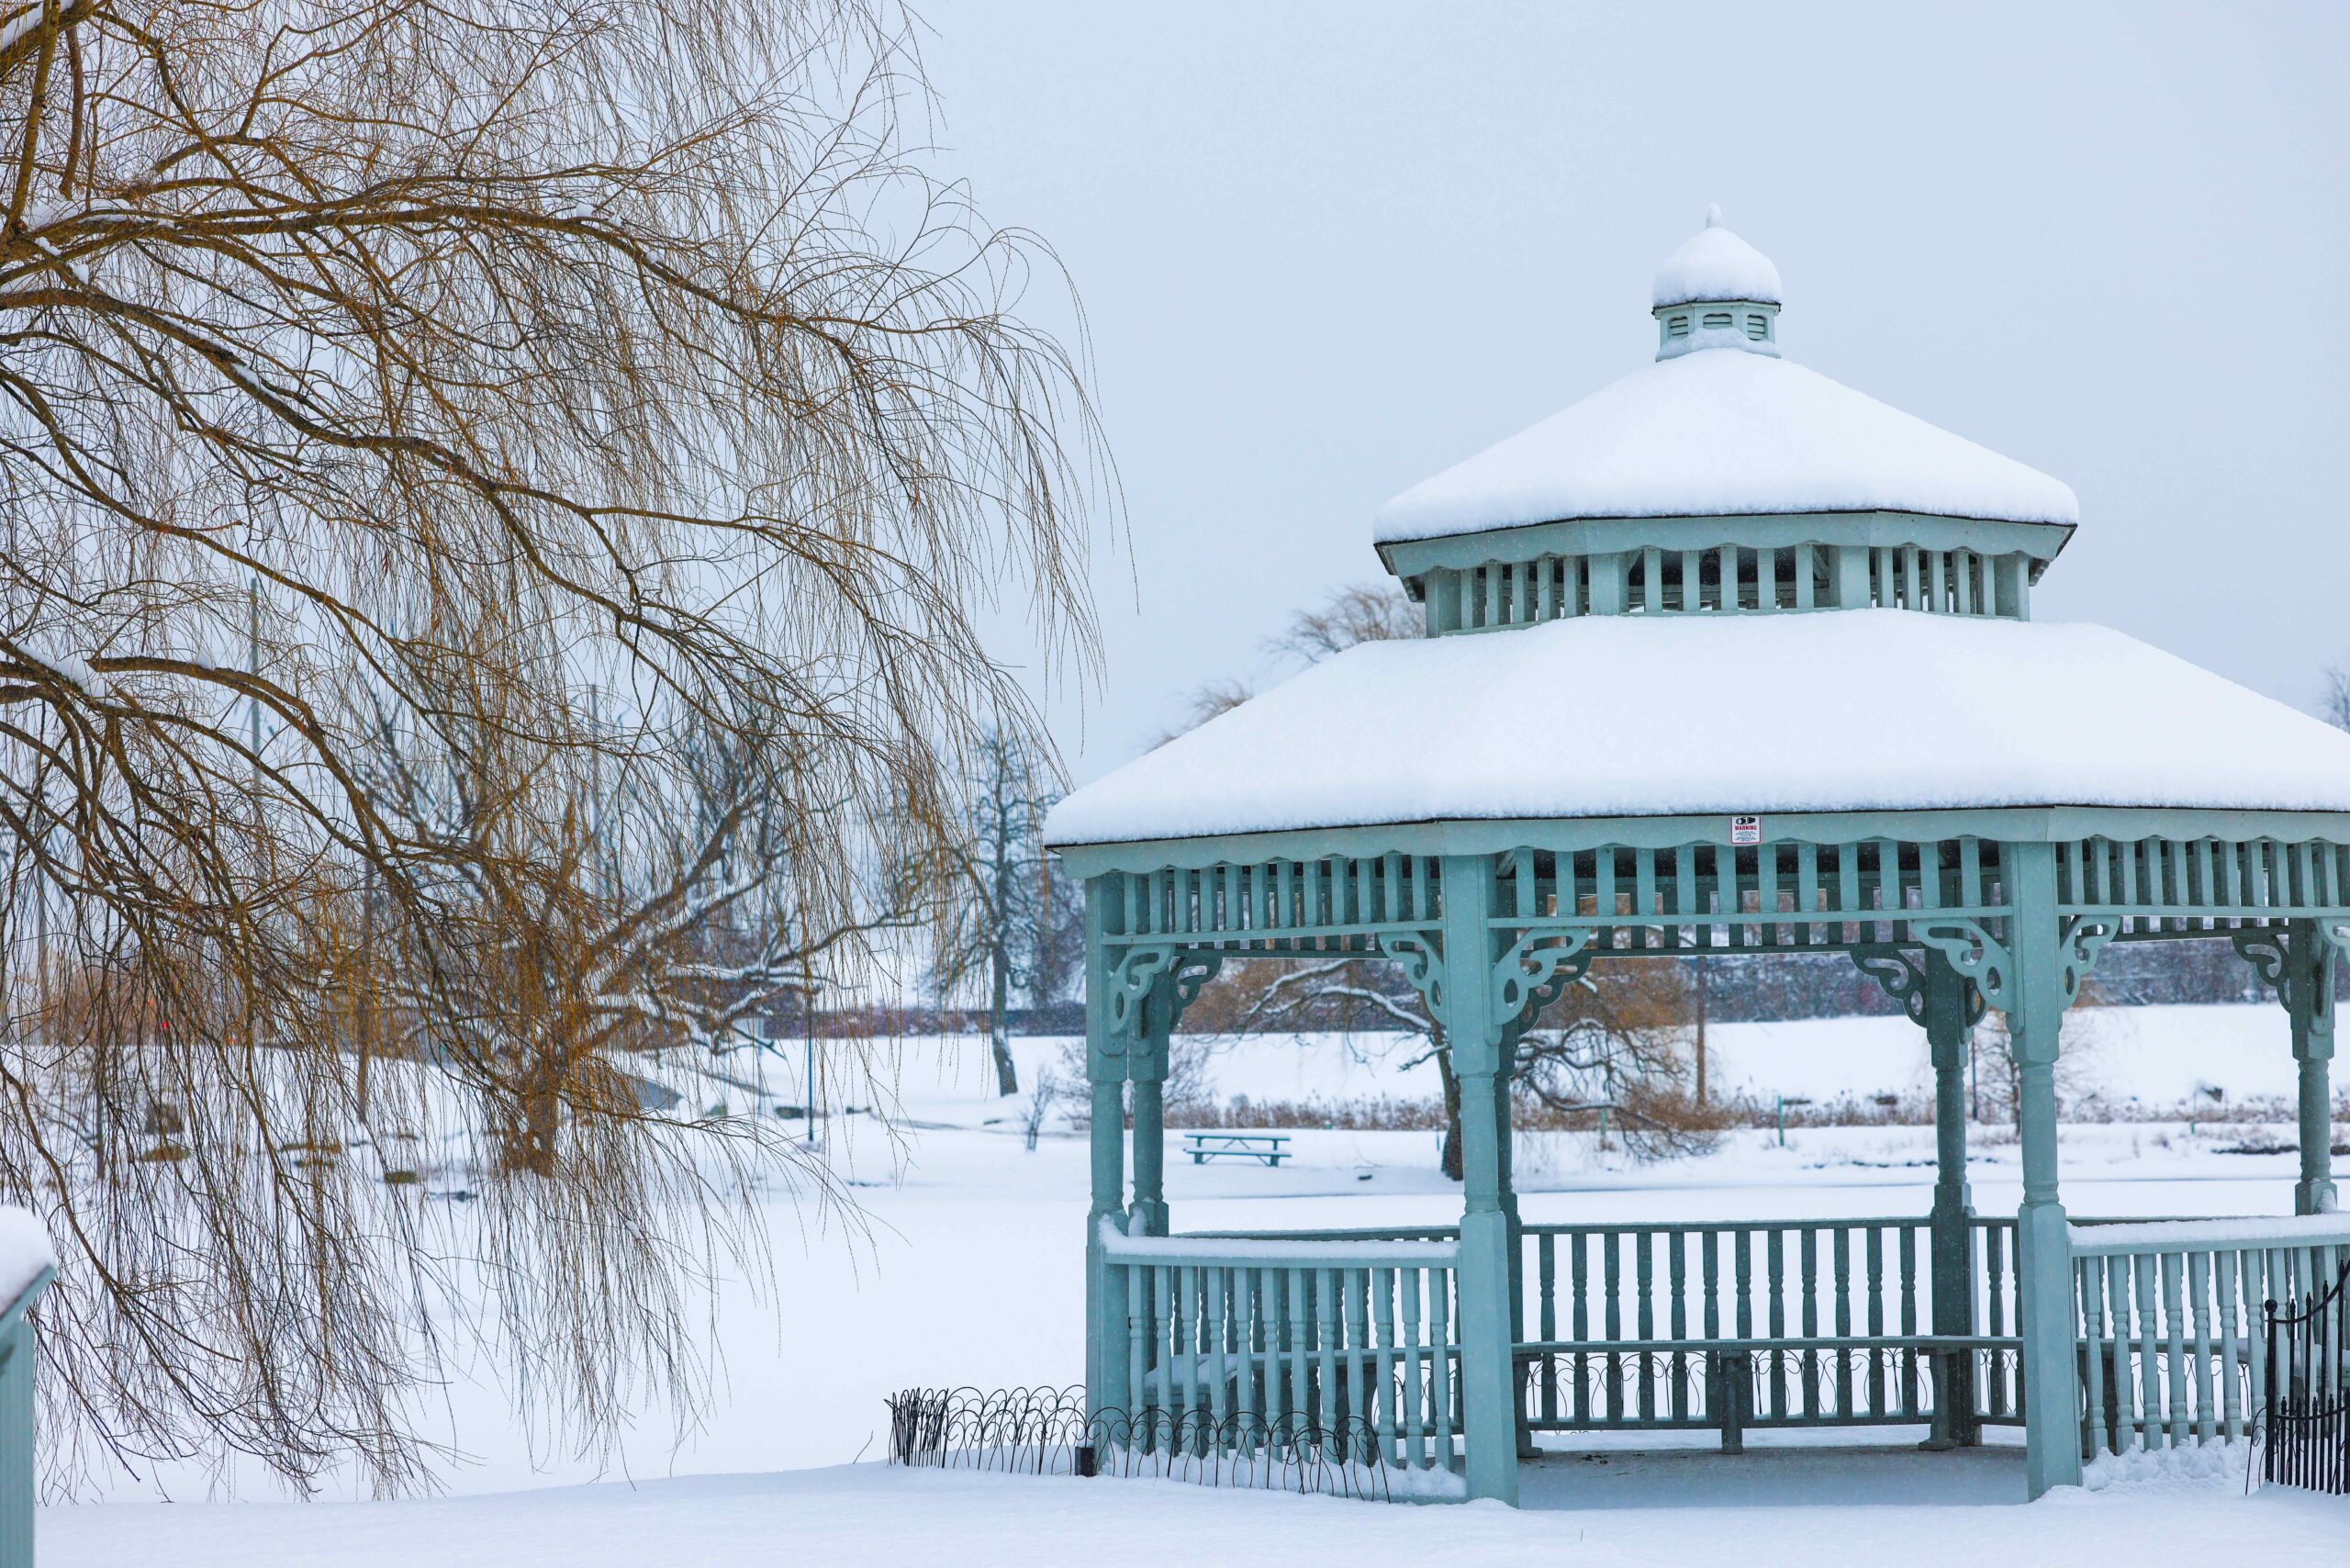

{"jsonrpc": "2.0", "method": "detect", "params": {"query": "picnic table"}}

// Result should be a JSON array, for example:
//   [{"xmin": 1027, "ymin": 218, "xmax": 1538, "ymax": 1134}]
[{"xmin": 1181, "ymin": 1131, "xmax": 1290, "ymax": 1167}]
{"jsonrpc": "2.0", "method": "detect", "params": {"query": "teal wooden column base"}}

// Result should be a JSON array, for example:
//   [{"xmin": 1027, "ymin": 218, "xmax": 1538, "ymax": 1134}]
[
  {"xmin": 2014, "ymin": 1198, "xmax": 2080, "ymax": 1496},
  {"xmin": 1456, "ymin": 1207, "xmax": 1520, "ymax": 1505}
]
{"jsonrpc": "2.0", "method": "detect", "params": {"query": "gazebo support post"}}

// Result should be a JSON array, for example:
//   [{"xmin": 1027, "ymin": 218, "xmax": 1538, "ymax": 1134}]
[
  {"xmin": 1439, "ymin": 853, "xmax": 1520, "ymax": 1505},
  {"xmin": 1921, "ymin": 951, "xmax": 1979, "ymax": 1450},
  {"xmin": 1499, "ymin": 1078, "xmax": 1535, "ymax": 1458},
  {"xmin": 2285, "ymin": 919, "xmax": 2338, "ymax": 1215},
  {"xmin": 2005, "ymin": 843, "xmax": 2082, "ymax": 1498},
  {"xmin": 1130, "ymin": 981, "xmax": 1171, "ymax": 1238},
  {"xmin": 1082, "ymin": 885, "xmax": 1129, "ymax": 1425}
]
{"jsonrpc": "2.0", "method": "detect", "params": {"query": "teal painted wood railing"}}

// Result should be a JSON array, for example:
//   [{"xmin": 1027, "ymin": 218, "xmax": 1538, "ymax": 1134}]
[
  {"xmin": 0, "ymin": 1264, "xmax": 51, "ymax": 1568},
  {"xmin": 1102, "ymin": 1224, "xmax": 1464, "ymax": 1478},
  {"xmin": 1519, "ymin": 1217, "xmax": 2020, "ymax": 1435},
  {"xmin": 2070, "ymin": 1216, "xmax": 2350, "ymax": 1460}
]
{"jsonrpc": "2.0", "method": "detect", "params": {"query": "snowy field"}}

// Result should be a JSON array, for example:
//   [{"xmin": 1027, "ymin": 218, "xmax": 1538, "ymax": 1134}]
[{"xmin": 45, "ymin": 1002, "xmax": 2350, "ymax": 1561}]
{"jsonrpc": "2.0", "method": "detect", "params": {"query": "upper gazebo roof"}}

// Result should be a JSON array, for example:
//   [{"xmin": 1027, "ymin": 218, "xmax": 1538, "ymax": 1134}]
[
  {"xmin": 1372, "ymin": 213, "xmax": 2079, "ymax": 549},
  {"xmin": 1652, "ymin": 204, "xmax": 1783, "ymax": 307},
  {"xmin": 1045, "ymin": 613, "xmax": 2350, "ymax": 848}
]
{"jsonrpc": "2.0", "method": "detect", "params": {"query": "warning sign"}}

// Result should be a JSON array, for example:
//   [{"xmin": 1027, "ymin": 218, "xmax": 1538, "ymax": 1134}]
[{"xmin": 1729, "ymin": 815, "xmax": 1762, "ymax": 846}]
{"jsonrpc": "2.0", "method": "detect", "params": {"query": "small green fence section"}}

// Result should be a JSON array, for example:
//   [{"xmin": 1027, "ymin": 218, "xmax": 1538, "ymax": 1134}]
[
  {"xmin": 2071, "ymin": 1215, "xmax": 2350, "ymax": 1460},
  {"xmin": 1100, "ymin": 1225, "xmax": 1464, "ymax": 1483}
]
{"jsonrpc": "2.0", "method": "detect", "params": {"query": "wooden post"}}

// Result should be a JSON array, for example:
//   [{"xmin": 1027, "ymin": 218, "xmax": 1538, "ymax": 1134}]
[
  {"xmin": 2286, "ymin": 919, "xmax": 2338, "ymax": 1216},
  {"xmin": 1439, "ymin": 853, "xmax": 1518, "ymax": 1504},
  {"xmin": 1495, "ymin": 1066, "xmax": 1535, "ymax": 1457},
  {"xmin": 0, "ymin": 1271, "xmax": 44, "ymax": 1568},
  {"xmin": 1922, "ymin": 951, "xmax": 1979, "ymax": 1449},
  {"xmin": 1131, "ymin": 979, "xmax": 1171, "ymax": 1238},
  {"xmin": 2005, "ymin": 843, "xmax": 2082, "ymax": 1496},
  {"xmin": 1083, "ymin": 878, "xmax": 1128, "ymax": 1423}
]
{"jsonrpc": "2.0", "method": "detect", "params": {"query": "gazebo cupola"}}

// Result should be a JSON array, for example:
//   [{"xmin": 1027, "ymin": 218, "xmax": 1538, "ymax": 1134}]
[
  {"xmin": 1372, "ymin": 209, "xmax": 2078, "ymax": 633},
  {"xmin": 1651, "ymin": 204, "xmax": 1782, "ymax": 359}
]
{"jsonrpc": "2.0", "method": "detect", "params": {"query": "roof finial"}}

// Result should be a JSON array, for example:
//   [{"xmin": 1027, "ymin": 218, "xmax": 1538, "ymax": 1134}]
[{"xmin": 1705, "ymin": 202, "xmax": 1723, "ymax": 229}]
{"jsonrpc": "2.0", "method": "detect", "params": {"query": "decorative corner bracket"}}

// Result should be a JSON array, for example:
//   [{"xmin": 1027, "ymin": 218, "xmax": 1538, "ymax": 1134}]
[
  {"xmin": 1103, "ymin": 944, "xmax": 1181, "ymax": 1049},
  {"xmin": 2232, "ymin": 923, "xmax": 2340, "ymax": 1038},
  {"xmin": 1852, "ymin": 944, "xmax": 1990, "ymax": 1031},
  {"xmin": 2231, "ymin": 925, "xmax": 2289, "ymax": 997},
  {"xmin": 2061, "ymin": 915, "xmax": 2122, "ymax": 1001},
  {"xmin": 1912, "ymin": 915, "xmax": 2116, "ymax": 1017},
  {"xmin": 1168, "ymin": 951, "xmax": 1224, "ymax": 1015},
  {"xmin": 1850, "ymin": 944, "xmax": 1930, "ymax": 1025},
  {"xmin": 1911, "ymin": 919, "xmax": 2012, "ymax": 1012},
  {"xmin": 1493, "ymin": 930, "xmax": 1598, "ymax": 1032},
  {"xmin": 1374, "ymin": 930, "xmax": 1444, "ymax": 1014}
]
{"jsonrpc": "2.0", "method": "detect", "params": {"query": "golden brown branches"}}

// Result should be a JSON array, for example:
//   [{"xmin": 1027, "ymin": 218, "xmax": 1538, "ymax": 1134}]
[{"xmin": 0, "ymin": 0, "xmax": 1104, "ymax": 1495}]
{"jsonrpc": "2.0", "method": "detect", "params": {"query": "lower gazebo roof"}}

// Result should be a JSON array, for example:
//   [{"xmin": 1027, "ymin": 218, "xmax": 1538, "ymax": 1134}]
[{"xmin": 1046, "ymin": 610, "xmax": 2350, "ymax": 850}]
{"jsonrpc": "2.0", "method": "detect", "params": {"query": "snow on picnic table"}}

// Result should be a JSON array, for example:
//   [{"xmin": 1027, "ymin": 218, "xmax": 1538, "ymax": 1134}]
[{"xmin": 41, "ymin": 1460, "xmax": 2347, "ymax": 1568}]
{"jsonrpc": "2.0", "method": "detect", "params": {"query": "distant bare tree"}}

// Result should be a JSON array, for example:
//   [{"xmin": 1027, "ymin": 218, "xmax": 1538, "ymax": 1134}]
[
  {"xmin": 1218, "ymin": 957, "xmax": 1712, "ymax": 1178},
  {"xmin": 1152, "ymin": 583, "xmax": 1415, "ymax": 747},
  {"xmin": 0, "ymin": 0, "xmax": 1103, "ymax": 1494},
  {"xmin": 929, "ymin": 727, "xmax": 1075, "ymax": 1095},
  {"xmin": 1265, "ymin": 583, "xmax": 1421, "ymax": 666},
  {"xmin": 2323, "ymin": 664, "xmax": 2350, "ymax": 731}
]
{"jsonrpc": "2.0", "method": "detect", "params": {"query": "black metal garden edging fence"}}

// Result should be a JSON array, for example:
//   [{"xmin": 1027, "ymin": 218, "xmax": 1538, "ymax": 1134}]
[
  {"xmin": 885, "ymin": 1386, "xmax": 1397, "ymax": 1501},
  {"xmin": 2260, "ymin": 1258, "xmax": 2350, "ymax": 1494}
]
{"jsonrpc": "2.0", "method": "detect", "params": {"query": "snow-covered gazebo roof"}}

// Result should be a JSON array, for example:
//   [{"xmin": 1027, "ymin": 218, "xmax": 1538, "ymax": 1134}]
[
  {"xmin": 1046, "ymin": 211, "xmax": 2344, "ymax": 857},
  {"xmin": 1046, "ymin": 613, "xmax": 2350, "ymax": 847},
  {"xmin": 1374, "ymin": 207, "xmax": 2076, "ymax": 549}
]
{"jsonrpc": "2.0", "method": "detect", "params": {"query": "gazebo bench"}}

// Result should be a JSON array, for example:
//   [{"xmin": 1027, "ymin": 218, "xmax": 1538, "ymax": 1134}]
[
  {"xmin": 1513, "ymin": 1333, "xmax": 2021, "ymax": 1452},
  {"xmin": 1183, "ymin": 1132, "xmax": 1291, "ymax": 1167}
]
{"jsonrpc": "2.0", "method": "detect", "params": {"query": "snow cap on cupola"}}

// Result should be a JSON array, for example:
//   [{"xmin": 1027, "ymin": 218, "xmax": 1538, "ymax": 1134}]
[{"xmin": 1651, "ymin": 205, "xmax": 1782, "ymax": 361}]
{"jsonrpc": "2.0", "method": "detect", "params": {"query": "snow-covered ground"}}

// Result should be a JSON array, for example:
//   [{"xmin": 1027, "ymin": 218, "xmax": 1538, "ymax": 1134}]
[
  {"xmin": 45, "ymin": 1002, "xmax": 2348, "ymax": 1559},
  {"xmin": 45, "ymin": 1457, "xmax": 2349, "ymax": 1568}
]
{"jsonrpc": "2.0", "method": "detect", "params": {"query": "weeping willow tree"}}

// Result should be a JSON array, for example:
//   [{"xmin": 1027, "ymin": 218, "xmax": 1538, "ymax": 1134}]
[{"xmin": 0, "ymin": 0, "xmax": 1103, "ymax": 1493}]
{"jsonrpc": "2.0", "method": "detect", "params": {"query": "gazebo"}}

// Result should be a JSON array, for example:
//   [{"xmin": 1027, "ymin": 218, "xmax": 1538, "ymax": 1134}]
[{"xmin": 1042, "ymin": 211, "xmax": 2350, "ymax": 1506}]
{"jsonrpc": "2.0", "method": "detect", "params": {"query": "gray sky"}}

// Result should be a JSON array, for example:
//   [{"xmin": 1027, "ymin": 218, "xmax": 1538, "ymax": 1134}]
[{"xmin": 920, "ymin": 2, "xmax": 2350, "ymax": 785}]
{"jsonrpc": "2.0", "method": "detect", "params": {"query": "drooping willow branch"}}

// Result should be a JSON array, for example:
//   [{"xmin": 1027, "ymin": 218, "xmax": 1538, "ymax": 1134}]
[{"xmin": 0, "ymin": 0, "xmax": 1107, "ymax": 1495}]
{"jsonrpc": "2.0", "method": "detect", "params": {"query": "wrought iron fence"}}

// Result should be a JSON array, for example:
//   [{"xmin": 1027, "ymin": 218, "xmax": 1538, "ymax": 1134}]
[
  {"xmin": 884, "ymin": 1386, "xmax": 1402, "ymax": 1500},
  {"xmin": 2260, "ymin": 1258, "xmax": 2350, "ymax": 1494}
]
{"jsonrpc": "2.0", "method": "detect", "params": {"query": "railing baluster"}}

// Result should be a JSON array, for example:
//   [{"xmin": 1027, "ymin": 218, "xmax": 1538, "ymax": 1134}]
[
  {"xmin": 2133, "ymin": 1252, "xmax": 2160, "ymax": 1450},
  {"xmin": 2216, "ymin": 1249, "xmax": 2244, "ymax": 1439},
  {"xmin": 1207, "ymin": 1268, "xmax": 1230, "ymax": 1432},
  {"xmin": 1898, "ymin": 1224, "xmax": 1920, "ymax": 1417},
  {"xmin": 1539, "ymin": 1232, "xmax": 1558, "ymax": 1427},
  {"xmin": 2160, "ymin": 1251, "xmax": 2188, "ymax": 1447},
  {"xmin": 1325, "ymin": 1269, "xmax": 1344, "ymax": 1439},
  {"xmin": 1636, "ymin": 1230, "xmax": 1656, "ymax": 1423},
  {"xmin": 2078, "ymin": 1257, "xmax": 2109, "ymax": 1460},
  {"xmin": 1344, "ymin": 1268, "xmax": 1368, "ymax": 1459},
  {"xmin": 1833, "ymin": 1226, "xmax": 1853, "ymax": 1419},
  {"xmin": 2106, "ymin": 1257, "xmax": 2132, "ymax": 1452},
  {"xmin": 1865, "ymin": 1226, "xmax": 1885, "ymax": 1416},
  {"xmin": 1127, "ymin": 1260, "xmax": 1148, "ymax": 1425},
  {"xmin": 1801, "ymin": 1226, "xmax": 1820, "ymax": 1420},
  {"xmin": 1669, "ymin": 1230, "xmax": 1688, "ymax": 1425},
  {"xmin": 1402, "ymin": 1267, "xmax": 1426, "ymax": 1470},
  {"xmin": 2188, "ymin": 1251, "xmax": 2214, "ymax": 1443},
  {"xmin": 1371, "ymin": 1267, "xmax": 1396, "ymax": 1465},
  {"xmin": 1284, "ymin": 1265, "xmax": 1306, "ymax": 1434},
  {"xmin": 1604, "ymin": 1231, "xmax": 1624, "ymax": 1425},
  {"xmin": 1431, "ymin": 1267, "xmax": 1454, "ymax": 1469},
  {"xmin": 1570, "ymin": 1229, "xmax": 1591, "ymax": 1428}
]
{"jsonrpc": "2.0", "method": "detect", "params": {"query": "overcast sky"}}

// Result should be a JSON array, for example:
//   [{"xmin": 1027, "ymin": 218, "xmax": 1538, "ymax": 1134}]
[{"xmin": 918, "ymin": 2, "xmax": 2350, "ymax": 786}]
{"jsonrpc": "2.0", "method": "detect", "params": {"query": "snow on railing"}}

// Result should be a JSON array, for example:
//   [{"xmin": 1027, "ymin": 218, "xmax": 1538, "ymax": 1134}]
[{"xmin": 2068, "ymin": 1214, "xmax": 2350, "ymax": 1462}]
